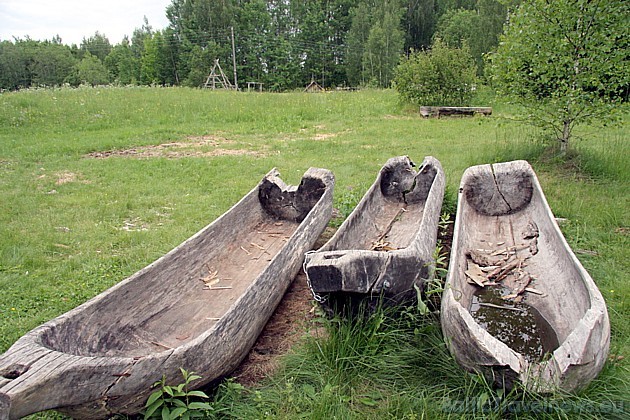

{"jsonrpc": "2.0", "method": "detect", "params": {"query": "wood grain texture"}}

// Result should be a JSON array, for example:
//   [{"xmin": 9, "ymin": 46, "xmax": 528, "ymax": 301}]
[
  {"xmin": 305, "ymin": 156, "xmax": 445, "ymax": 313},
  {"xmin": 440, "ymin": 160, "xmax": 610, "ymax": 392},
  {"xmin": 0, "ymin": 167, "xmax": 334, "ymax": 419}
]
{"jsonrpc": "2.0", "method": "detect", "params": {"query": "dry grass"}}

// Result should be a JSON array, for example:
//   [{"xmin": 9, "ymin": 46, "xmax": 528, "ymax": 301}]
[{"xmin": 85, "ymin": 135, "xmax": 263, "ymax": 159}]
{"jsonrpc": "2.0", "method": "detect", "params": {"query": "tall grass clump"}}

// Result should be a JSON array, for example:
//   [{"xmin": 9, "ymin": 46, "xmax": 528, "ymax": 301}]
[{"xmin": 209, "ymin": 304, "xmax": 628, "ymax": 419}]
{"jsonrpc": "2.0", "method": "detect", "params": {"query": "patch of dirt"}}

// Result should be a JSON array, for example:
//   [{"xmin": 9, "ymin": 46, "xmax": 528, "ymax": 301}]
[
  {"xmin": 55, "ymin": 171, "xmax": 90, "ymax": 185},
  {"xmin": 85, "ymin": 135, "xmax": 263, "ymax": 159},
  {"xmin": 231, "ymin": 271, "xmax": 318, "ymax": 386},
  {"xmin": 233, "ymin": 227, "xmax": 336, "ymax": 386},
  {"xmin": 118, "ymin": 217, "xmax": 149, "ymax": 232},
  {"xmin": 312, "ymin": 133, "xmax": 337, "ymax": 141}
]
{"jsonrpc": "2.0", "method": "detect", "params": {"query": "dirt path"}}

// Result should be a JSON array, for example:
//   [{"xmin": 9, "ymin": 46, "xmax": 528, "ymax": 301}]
[{"xmin": 232, "ymin": 220, "xmax": 453, "ymax": 387}]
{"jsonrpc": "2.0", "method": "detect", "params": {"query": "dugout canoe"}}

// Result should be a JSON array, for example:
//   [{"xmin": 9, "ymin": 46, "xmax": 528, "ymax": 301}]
[
  {"xmin": 305, "ymin": 156, "xmax": 445, "ymax": 314},
  {"xmin": 0, "ymin": 167, "xmax": 334, "ymax": 419},
  {"xmin": 441, "ymin": 160, "xmax": 610, "ymax": 392}
]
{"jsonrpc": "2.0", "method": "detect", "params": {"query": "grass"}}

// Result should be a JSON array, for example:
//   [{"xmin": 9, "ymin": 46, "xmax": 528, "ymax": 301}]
[{"xmin": 0, "ymin": 86, "xmax": 627, "ymax": 418}]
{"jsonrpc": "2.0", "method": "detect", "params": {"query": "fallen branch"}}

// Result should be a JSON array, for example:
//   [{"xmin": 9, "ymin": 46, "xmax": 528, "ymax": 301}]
[{"xmin": 478, "ymin": 302, "xmax": 524, "ymax": 312}]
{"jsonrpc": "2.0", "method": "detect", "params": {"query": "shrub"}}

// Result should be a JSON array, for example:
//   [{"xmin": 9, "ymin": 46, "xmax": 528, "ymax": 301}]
[{"xmin": 393, "ymin": 39, "xmax": 477, "ymax": 107}]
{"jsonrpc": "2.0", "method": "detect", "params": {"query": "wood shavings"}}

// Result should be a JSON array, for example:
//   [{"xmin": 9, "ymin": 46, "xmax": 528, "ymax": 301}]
[
  {"xmin": 150, "ymin": 341, "xmax": 172, "ymax": 350},
  {"xmin": 525, "ymin": 287, "xmax": 544, "ymax": 295},
  {"xmin": 465, "ymin": 261, "xmax": 487, "ymax": 287},
  {"xmin": 468, "ymin": 249, "xmax": 506, "ymax": 267},
  {"xmin": 465, "ymin": 222, "xmax": 542, "ymax": 300},
  {"xmin": 200, "ymin": 265, "xmax": 233, "ymax": 290},
  {"xmin": 371, "ymin": 239, "xmax": 397, "ymax": 251},
  {"xmin": 490, "ymin": 244, "xmax": 529, "ymax": 256}
]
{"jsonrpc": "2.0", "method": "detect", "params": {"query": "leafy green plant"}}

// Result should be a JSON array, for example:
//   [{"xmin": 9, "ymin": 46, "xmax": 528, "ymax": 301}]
[
  {"xmin": 416, "ymin": 212, "xmax": 453, "ymax": 314},
  {"xmin": 330, "ymin": 186, "xmax": 363, "ymax": 228},
  {"xmin": 416, "ymin": 243, "xmax": 449, "ymax": 315},
  {"xmin": 144, "ymin": 368, "xmax": 212, "ymax": 419},
  {"xmin": 438, "ymin": 212, "xmax": 453, "ymax": 238}
]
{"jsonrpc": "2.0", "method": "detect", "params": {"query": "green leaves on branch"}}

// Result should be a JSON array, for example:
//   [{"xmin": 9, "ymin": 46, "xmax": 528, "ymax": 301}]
[
  {"xmin": 488, "ymin": 0, "xmax": 629, "ymax": 152},
  {"xmin": 393, "ymin": 40, "xmax": 478, "ymax": 106}
]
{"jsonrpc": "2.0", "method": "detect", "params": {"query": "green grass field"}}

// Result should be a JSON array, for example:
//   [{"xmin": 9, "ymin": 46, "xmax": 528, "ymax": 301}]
[{"xmin": 0, "ymin": 87, "xmax": 627, "ymax": 419}]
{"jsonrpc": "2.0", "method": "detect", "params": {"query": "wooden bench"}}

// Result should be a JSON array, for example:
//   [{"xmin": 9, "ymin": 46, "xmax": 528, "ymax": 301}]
[{"xmin": 420, "ymin": 106, "xmax": 492, "ymax": 118}]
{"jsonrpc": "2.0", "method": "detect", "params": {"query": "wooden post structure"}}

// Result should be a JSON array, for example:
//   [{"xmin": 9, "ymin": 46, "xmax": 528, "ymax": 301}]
[
  {"xmin": 204, "ymin": 60, "xmax": 235, "ymax": 90},
  {"xmin": 419, "ymin": 106, "xmax": 492, "ymax": 118}
]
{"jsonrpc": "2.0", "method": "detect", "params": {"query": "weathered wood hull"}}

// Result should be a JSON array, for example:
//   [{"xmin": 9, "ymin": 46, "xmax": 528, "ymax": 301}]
[
  {"xmin": 305, "ymin": 156, "xmax": 445, "ymax": 314},
  {"xmin": 0, "ymin": 168, "xmax": 334, "ymax": 419},
  {"xmin": 441, "ymin": 160, "xmax": 610, "ymax": 392}
]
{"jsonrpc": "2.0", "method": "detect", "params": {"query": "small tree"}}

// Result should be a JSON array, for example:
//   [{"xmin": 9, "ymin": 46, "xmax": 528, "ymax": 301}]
[
  {"xmin": 489, "ymin": 0, "xmax": 629, "ymax": 153},
  {"xmin": 75, "ymin": 53, "xmax": 110, "ymax": 86},
  {"xmin": 394, "ymin": 39, "xmax": 477, "ymax": 106}
]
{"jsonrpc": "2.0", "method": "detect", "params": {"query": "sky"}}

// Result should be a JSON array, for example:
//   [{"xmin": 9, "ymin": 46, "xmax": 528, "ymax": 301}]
[{"xmin": 0, "ymin": 0, "xmax": 172, "ymax": 45}]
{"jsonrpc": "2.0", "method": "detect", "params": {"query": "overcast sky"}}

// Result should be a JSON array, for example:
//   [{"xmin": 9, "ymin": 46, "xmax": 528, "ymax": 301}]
[{"xmin": 0, "ymin": 0, "xmax": 172, "ymax": 45}]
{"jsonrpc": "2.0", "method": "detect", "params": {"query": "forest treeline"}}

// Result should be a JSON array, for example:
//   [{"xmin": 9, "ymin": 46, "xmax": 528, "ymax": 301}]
[{"xmin": 0, "ymin": 0, "xmax": 510, "ymax": 91}]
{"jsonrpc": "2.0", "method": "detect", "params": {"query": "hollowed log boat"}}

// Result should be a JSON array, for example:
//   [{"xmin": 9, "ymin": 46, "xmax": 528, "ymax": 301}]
[
  {"xmin": 441, "ymin": 160, "xmax": 610, "ymax": 392},
  {"xmin": 0, "ymin": 167, "xmax": 334, "ymax": 419},
  {"xmin": 304, "ymin": 156, "xmax": 445, "ymax": 314}
]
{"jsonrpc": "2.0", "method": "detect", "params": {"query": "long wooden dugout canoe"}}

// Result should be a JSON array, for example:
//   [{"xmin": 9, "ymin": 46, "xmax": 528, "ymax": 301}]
[
  {"xmin": 305, "ymin": 156, "xmax": 445, "ymax": 313},
  {"xmin": 0, "ymin": 167, "xmax": 334, "ymax": 419},
  {"xmin": 441, "ymin": 160, "xmax": 610, "ymax": 392}
]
